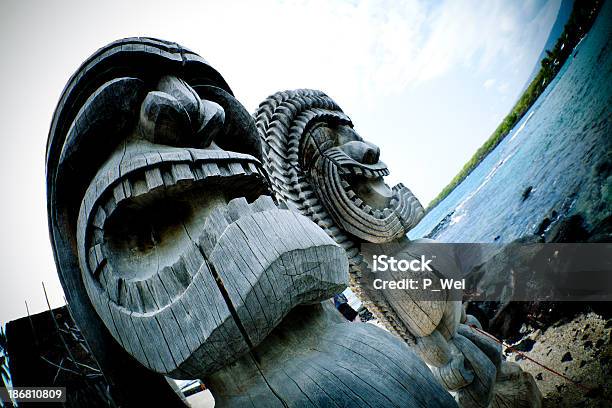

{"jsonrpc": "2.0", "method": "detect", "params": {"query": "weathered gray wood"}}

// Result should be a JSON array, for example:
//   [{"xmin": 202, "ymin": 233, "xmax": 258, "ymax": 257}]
[
  {"xmin": 255, "ymin": 89, "xmax": 427, "ymax": 341},
  {"xmin": 48, "ymin": 39, "xmax": 465, "ymax": 407},
  {"xmin": 255, "ymin": 89, "xmax": 541, "ymax": 408},
  {"xmin": 490, "ymin": 362, "xmax": 542, "ymax": 408},
  {"xmin": 207, "ymin": 302, "xmax": 457, "ymax": 408},
  {"xmin": 47, "ymin": 38, "xmax": 247, "ymax": 406}
]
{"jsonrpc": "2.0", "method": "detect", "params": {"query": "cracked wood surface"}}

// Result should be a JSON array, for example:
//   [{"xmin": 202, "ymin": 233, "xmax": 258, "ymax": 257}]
[{"xmin": 207, "ymin": 302, "xmax": 457, "ymax": 408}]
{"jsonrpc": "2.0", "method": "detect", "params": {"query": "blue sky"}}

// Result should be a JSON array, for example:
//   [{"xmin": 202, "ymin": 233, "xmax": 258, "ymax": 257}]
[{"xmin": 0, "ymin": 0, "xmax": 561, "ymax": 322}]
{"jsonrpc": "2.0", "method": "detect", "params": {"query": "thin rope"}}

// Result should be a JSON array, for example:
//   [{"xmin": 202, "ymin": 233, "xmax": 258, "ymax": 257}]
[{"xmin": 467, "ymin": 324, "xmax": 594, "ymax": 393}]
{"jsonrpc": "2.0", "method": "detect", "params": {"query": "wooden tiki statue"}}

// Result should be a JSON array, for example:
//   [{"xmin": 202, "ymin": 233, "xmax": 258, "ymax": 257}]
[
  {"xmin": 255, "ymin": 89, "xmax": 541, "ymax": 408},
  {"xmin": 47, "ymin": 38, "xmax": 458, "ymax": 407}
]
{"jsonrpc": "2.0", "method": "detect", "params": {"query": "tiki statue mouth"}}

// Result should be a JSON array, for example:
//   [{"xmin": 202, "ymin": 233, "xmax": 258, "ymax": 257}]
[
  {"xmin": 302, "ymin": 123, "xmax": 423, "ymax": 243},
  {"xmin": 79, "ymin": 140, "xmax": 268, "ymax": 313},
  {"xmin": 75, "ymin": 73, "xmax": 271, "ymax": 314},
  {"xmin": 330, "ymin": 146, "xmax": 394, "ymax": 213}
]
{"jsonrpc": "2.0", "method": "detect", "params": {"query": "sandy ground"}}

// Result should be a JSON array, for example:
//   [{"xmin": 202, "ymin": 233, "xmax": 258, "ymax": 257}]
[{"xmin": 507, "ymin": 312, "xmax": 612, "ymax": 407}]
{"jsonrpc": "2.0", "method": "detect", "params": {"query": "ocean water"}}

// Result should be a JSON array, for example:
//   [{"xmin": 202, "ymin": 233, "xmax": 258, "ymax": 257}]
[{"xmin": 409, "ymin": 3, "xmax": 612, "ymax": 244}]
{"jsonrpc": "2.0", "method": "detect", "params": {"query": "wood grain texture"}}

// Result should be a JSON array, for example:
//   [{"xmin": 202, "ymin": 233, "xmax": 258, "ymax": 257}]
[
  {"xmin": 47, "ymin": 38, "xmax": 525, "ymax": 407},
  {"xmin": 207, "ymin": 302, "xmax": 458, "ymax": 408},
  {"xmin": 254, "ymin": 89, "xmax": 426, "ymax": 343},
  {"xmin": 46, "ymin": 37, "xmax": 235, "ymax": 407},
  {"xmin": 255, "ymin": 89, "xmax": 541, "ymax": 408}
]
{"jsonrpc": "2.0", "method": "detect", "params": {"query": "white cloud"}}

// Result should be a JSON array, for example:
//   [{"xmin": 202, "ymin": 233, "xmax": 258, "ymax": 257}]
[
  {"xmin": 497, "ymin": 82, "xmax": 510, "ymax": 93},
  {"xmin": 484, "ymin": 79, "xmax": 496, "ymax": 89},
  {"xmin": 216, "ymin": 0, "xmax": 561, "ymax": 106}
]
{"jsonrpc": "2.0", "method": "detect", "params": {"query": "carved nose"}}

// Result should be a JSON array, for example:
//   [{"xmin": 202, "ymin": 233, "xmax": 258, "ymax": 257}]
[
  {"xmin": 340, "ymin": 141, "xmax": 380, "ymax": 165},
  {"xmin": 361, "ymin": 142, "xmax": 380, "ymax": 165}
]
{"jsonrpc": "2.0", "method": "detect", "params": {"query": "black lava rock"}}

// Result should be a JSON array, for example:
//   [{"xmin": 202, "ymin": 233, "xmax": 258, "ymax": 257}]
[{"xmin": 561, "ymin": 351, "xmax": 573, "ymax": 362}]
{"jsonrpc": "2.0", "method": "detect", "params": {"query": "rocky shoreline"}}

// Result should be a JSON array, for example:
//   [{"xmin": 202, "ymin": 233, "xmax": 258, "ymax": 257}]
[{"xmin": 507, "ymin": 312, "xmax": 612, "ymax": 407}]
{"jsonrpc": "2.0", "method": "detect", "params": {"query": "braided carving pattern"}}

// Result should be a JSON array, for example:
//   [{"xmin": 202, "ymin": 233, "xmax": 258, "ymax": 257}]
[{"xmin": 254, "ymin": 89, "xmax": 418, "ymax": 342}]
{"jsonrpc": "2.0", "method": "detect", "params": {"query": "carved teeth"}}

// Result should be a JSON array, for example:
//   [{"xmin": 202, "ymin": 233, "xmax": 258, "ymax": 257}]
[
  {"xmin": 339, "ymin": 167, "xmax": 350, "ymax": 176},
  {"xmin": 88, "ymin": 246, "xmax": 99, "ymax": 276},
  {"xmin": 91, "ymin": 228, "xmax": 104, "ymax": 245},
  {"xmin": 229, "ymin": 162, "xmax": 245, "ymax": 176},
  {"xmin": 145, "ymin": 168, "xmax": 164, "ymax": 190},
  {"xmin": 83, "ymin": 153, "xmax": 266, "ymax": 313},
  {"xmin": 175, "ymin": 256, "xmax": 195, "ymax": 289},
  {"xmin": 113, "ymin": 184, "xmax": 126, "ymax": 202},
  {"xmin": 87, "ymin": 244, "xmax": 105, "ymax": 277},
  {"xmin": 303, "ymin": 198, "xmax": 318, "ymax": 207},
  {"xmin": 218, "ymin": 163, "xmax": 232, "ymax": 177},
  {"xmin": 245, "ymin": 162, "xmax": 257, "ymax": 174},
  {"xmin": 93, "ymin": 158, "xmax": 263, "ymax": 223},
  {"xmin": 122, "ymin": 179, "xmax": 132, "ymax": 198},
  {"xmin": 135, "ymin": 280, "xmax": 157, "ymax": 312},
  {"xmin": 202, "ymin": 162, "xmax": 221, "ymax": 177},
  {"xmin": 298, "ymin": 190, "xmax": 315, "ymax": 200},
  {"xmin": 317, "ymin": 219, "xmax": 333, "ymax": 229},
  {"xmin": 160, "ymin": 264, "xmax": 190, "ymax": 301},
  {"xmin": 108, "ymin": 276, "xmax": 121, "ymax": 303},
  {"xmin": 339, "ymin": 163, "xmax": 388, "ymax": 180},
  {"xmin": 171, "ymin": 163, "xmax": 195, "ymax": 182},
  {"xmin": 92, "ymin": 207, "xmax": 106, "ymax": 229},
  {"xmin": 117, "ymin": 277, "xmax": 129, "ymax": 306},
  {"xmin": 341, "ymin": 180, "xmax": 350, "ymax": 189},
  {"xmin": 99, "ymin": 263, "xmax": 112, "ymax": 288},
  {"xmin": 125, "ymin": 280, "xmax": 144, "ymax": 313},
  {"xmin": 161, "ymin": 168, "xmax": 174, "ymax": 185},
  {"xmin": 310, "ymin": 204, "xmax": 323, "ymax": 213},
  {"xmin": 383, "ymin": 208, "xmax": 393, "ymax": 217},
  {"xmin": 103, "ymin": 196, "xmax": 117, "ymax": 216},
  {"xmin": 131, "ymin": 177, "xmax": 148, "ymax": 197}
]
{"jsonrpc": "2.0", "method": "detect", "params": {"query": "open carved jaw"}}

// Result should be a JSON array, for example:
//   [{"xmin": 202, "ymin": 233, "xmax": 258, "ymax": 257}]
[
  {"xmin": 78, "ymin": 141, "xmax": 268, "ymax": 312},
  {"xmin": 49, "ymin": 42, "xmax": 466, "ymax": 407},
  {"xmin": 331, "ymin": 147, "xmax": 393, "ymax": 213},
  {"xmin": 312, "ymin": 144, "xmax": 422, "ymax": 243}
]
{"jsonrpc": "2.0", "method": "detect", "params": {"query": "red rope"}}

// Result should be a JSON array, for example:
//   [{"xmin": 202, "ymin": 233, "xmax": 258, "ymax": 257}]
[{"xmin": 467, "ymin": 324, "xmax": 594, "ymax": 393}]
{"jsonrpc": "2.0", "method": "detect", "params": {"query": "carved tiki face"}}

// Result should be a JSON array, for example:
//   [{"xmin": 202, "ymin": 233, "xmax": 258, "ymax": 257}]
[
  {"xmin": 47, "ymin": 39, "xmax": 347, "ymax": 380},
  {"xmin": 256, "ymin": 89, "xmax": 424, "ymax": 246}
]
